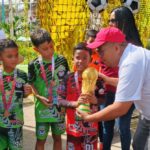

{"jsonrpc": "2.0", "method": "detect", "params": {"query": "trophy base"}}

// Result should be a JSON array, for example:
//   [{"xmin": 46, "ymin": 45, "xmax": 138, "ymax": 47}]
[{"xmin": 75, "ymin": 104, "xmax": 91, "ymax": 121}]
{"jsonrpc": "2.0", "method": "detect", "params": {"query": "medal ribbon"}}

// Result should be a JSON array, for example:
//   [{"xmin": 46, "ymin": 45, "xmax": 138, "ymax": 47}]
[
  {"xmin": 74, "ymin": 72, "xmax": 81, "ymax": 96},
  {"xmin": 38, "ymin": 56, "xmax": 55, "ymax": 102},
  {"xmin": 0, "ymin": 69, "xmax": 17, "ymax": 110}
]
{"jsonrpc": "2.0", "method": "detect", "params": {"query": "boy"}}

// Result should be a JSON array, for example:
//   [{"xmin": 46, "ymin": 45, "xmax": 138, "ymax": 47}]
[
  {"xmin": 29, "ymin": 28, "xmax": 69, "ymax": 150},
  {"xmin": 58, "ymin": 42, "xmax": 104, "ymax": 150},
  {"xmin": 0, "ymin": 39, "xmax": 31, "ymax": 150},
  {"xmin": 85, "ymin": 29, "xmax": 101, "ymax": 71},
  {"xmin": 86, "ymin": 29, "xmax": 104, "ymax": 149},
  {"xmin": 73, "ymin": 29, "xmax": 100, "ymax": 72}
]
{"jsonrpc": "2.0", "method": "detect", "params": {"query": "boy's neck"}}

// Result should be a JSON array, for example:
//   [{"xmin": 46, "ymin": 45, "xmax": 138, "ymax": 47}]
[
  {"xmin": 42, "ymin": 54, "xmax": 54, "ymax": 62},
  {"xmin": 76, "ymin": 70, "xmax": 83, "ymax": 77},
  {"xmin": 3, "ymin": 66, "xmax": 15, "ymax": 73}
]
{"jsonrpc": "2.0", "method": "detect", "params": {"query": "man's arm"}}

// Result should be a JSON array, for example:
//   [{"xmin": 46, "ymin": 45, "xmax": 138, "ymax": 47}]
[{"xmin": 77, "ymin": 101, "xmax": 133, "ymax": 122}]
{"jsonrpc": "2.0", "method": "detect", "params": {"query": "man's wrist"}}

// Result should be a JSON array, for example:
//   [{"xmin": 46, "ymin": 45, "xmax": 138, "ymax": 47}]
[{"xmin": 84, "ymin": 114, "xmax": 90, "ymax": 122}]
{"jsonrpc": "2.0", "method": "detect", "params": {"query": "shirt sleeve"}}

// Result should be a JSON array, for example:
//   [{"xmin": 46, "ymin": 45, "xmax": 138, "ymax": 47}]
[
  {"xmin": 17, "ymin": 69, "xmax": 28, "ymax": 84},
  {"xmin": 64, "ymin": 57, "xmax": 70, "ymax": 73},
  {"xmin": 24, "ymin": 72, "xmax": 28, "ymax": 84},
  {"xmin": 115, "ymin": 63, "xmax": 144, "ymax": 102}
]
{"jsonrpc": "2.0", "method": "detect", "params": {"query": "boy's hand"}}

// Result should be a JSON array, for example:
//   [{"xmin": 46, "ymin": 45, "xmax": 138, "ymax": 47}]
[
  {"xmin": 70, "ymin": 101, "xmax": 79, "ymax": 108},
  {"xmin": 24, "ymin": 84, "xmax": 32, "ymax": 97},
  {"xmin": 78, "ymin": 93, "xmax": 97, "ymax": 104},
  {"xmin": 36, "ymin": 95, "xmax": 53, "ymax": 107}
]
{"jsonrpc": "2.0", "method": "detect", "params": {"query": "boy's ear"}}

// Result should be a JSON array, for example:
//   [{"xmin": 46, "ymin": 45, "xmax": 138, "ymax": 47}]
[
  {"xmin": 33, "ymin": 47, "xmax": 38, "ymax": 52},
  {"xmin": 72, "ymin": 57, "xmax": 74, "ymax": 61},
  {"xmin": 72, "ymin": 57, "xmax": 77, "ymax": 65},
  {"xmin": 90, "ymin": 56, "xmax": 92, "ymax": 62},
  {"xmin": 0, "ymin": 54, "xmax": 2, "ymax": 60}
]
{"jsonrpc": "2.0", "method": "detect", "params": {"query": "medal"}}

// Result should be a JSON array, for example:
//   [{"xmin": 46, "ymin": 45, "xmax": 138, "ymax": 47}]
[
  {"xmin": 4, "ymin": 109, "xmax": 11, "ymax": 117},
  {"xmin": 0, "ymin": 69, "xmax": 17, "ymax": 117},
  {"xmin": 39, "ymin": 56, "xmax": 56, "ymax": 104},
  {"xmin": 74, "ymin": 72, "xmax": 81, "ymax": 96},
  {"xmin": 48, "ymin": 87, "xmax": 53, "ymax": 102},
  {"xmin": 50, "ymin": 80, "xmax": 56, "ymax": 87},
  {"xmin": 74, "ymin": 72, "xmax": 83, "ymax": 121}
]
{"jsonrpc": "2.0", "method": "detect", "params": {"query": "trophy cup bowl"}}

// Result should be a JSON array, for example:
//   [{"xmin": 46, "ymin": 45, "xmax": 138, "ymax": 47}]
[{"xmin": 77, "ymin": 67, "xmax": 98, "ymax": 117}]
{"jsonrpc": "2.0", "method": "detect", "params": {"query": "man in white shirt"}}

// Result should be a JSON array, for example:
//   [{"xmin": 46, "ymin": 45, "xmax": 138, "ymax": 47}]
[{"xmin": 77, "ymin": 27, "xmax": 150, "ymax": 150}]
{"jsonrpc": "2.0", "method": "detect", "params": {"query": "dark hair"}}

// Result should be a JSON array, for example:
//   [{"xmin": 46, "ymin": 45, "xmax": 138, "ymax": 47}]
[
  {"xmin": 111, "ymin": 6, "xmax": 143, "ymax": 46},
  {"xmin": 73, "ymin": 42, "xmax": 92, "ymax": 55},
  {"xmin": 0, "ymin": 39, "xmax": 18, "ymax": 52},
  {"xmin": 30, "ymin": 28, "xmax": 52, "ymax": 47},
  {"xmin": 86, "ymin": 29, "xmax": 98, "ymax": 39}
]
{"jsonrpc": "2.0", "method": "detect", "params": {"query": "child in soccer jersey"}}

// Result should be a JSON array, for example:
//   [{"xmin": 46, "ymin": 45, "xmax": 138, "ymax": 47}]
[
  {"xmin": 0, "ymin": 39, "xmax": 32, "ymax": 150},
  {"xmin": 57, "ymin": 42, "xmax": 105, "ymax": 150},
  {"xmin": 73, "ymin": 29, "xmax": 101, "ymax": 72},
  {"xmin": 85, "ymin": 29, "xmax": 104, "ymax": 149},
  {"xmin": 29, "ymin": 28, "xmax": 69, "ymax": 150}
]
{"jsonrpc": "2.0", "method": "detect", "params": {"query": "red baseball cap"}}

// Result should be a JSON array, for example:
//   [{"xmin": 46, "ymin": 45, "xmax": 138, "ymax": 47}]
[{"xmin": 87, "ymin": 27, "xmax": 126, "ymax": 49}]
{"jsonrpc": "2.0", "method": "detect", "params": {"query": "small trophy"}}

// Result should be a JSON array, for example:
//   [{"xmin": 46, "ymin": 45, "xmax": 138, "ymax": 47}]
[{"xmin": 76, "ymin": 67, "xmax": 98, "ymax": 120}]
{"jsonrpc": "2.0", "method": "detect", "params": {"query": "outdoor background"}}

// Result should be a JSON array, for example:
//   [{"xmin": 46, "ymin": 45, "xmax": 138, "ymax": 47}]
[
  {"xmin": 0, "ymin": 0, "xmax": 150, "ymax": 69},
  {"xmin": 0, "ymin": 1, "xmax": 146, "ymax": 149}
]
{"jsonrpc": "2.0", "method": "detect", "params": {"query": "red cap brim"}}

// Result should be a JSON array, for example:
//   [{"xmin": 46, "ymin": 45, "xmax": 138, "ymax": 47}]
[{"xmin": 87, "ymin": 41, "xmax": 106, "ymax": 49}]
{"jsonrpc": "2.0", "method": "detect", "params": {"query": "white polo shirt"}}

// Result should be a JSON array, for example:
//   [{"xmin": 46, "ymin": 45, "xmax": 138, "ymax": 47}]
[{"xmin": 115, "ymin": 43, "xmax": 150, "ymax": 120}]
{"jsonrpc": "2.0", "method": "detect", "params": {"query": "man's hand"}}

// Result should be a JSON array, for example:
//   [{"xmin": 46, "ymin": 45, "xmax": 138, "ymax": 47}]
[
  {"xmin": 77, "ymin": 101, "xmax": 133, "ymax": 122},
  {"xmin": 76, "ymin": 108, "xmax": 90, "ymax": 121},
  {"xmin": 99, "ymin": 72, "xmax": 107, "ymax": 81}
]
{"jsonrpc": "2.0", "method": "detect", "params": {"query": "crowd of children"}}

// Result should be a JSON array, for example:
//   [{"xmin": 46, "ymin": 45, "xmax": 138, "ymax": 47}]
[{"xmin": 0, "ymin": 28, "xmax": 105, "ymax": 150}]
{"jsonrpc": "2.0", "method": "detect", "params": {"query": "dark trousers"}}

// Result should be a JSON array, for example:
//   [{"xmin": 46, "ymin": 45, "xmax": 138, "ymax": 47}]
[
  {"xmin": 133, "ymin": 116, "xmax": 150, "ymax": 150},
  {"xmin": 100, "ymin": 91, "xmax": 135, "ymax": 150}
]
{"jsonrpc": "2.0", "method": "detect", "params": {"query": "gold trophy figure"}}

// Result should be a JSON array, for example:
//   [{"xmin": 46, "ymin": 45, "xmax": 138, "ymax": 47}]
[{"xmin": 77, "ymin": 67, "xmax": 98, "ymax": 120}]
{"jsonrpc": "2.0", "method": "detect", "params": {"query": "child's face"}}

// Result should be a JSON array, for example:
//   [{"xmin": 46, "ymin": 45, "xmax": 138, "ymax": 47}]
[
  {"xmin": 73, "ymin": 50, "xmax": 91, "ymax": 72},
  {"xmin": 0, "ymin": 48, "xmax": 19, "ymax": 70},
  {"xmin": 35, "ymin": 41, "xmax": 54, "ymax": 60}
]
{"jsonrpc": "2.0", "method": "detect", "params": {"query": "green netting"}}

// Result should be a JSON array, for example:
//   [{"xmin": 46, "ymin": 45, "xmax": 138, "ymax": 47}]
[{"xmin": 37, "ymin": 0, "xmax": 90, "ymax": 68}]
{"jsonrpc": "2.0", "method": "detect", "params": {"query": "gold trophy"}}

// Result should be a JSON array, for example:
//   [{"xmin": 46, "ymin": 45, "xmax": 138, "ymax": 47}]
[{"xmin": 76, "ymin": 67, "xmax": 98, "ymax": 120}]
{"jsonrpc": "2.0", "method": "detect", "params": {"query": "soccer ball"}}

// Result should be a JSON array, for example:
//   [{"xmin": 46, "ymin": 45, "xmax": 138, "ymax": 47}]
[
  {"xmin": 87, "ymin": 0, "xmax": 108, "ymax": 13},
  {"xmin": 121, "ymin": 0, "xmax": 140, "ymax": 14}
]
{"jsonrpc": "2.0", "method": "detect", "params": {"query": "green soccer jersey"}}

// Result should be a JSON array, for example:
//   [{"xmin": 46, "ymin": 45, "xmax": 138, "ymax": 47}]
[
  {"xmin": 0, "ymin": 69, "xmax": 27, "ymax": 128},
  {"xmin": 28, "ymin": 53, "xmax": 69, "ymax": 123}
]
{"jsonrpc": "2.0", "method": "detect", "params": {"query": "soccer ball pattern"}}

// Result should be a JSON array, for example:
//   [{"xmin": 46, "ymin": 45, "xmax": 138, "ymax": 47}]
[
  {"xmin": 87, "ymin": 0, "xmax": 108, "ymax": 13},
  {"xmin": 121, "ymin": 0, "xmax": 140, "ymax": 14}
]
